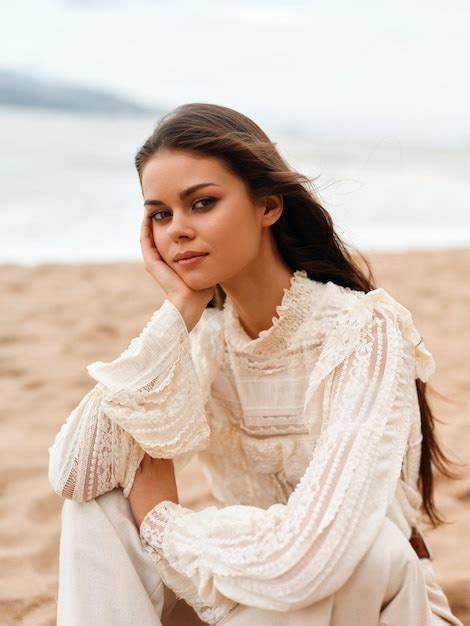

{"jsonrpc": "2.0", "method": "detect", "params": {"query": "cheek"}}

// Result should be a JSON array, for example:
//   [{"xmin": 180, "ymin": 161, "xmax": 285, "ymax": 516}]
[
  {"xmin": 203, "ymin": 209, "xmax": 262, "ymax": 283},
  {"xmin": 210, "ymin": 207, "xmax": 260, "ymax": 253}
]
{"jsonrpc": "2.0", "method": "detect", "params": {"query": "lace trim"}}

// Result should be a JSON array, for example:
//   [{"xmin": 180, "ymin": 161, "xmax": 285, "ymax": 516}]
[
  {"xmin": 140, "ymin": 500, "xmax": 181, "ymax": 552},
  {"xmin": 140, "ymin": 505, "xmax": 238, "ymax": 624},
  {"xmin": 357, "ymin": 287, "xmax": 436, "ymax": 382},
  {"xmin": 222, "ymin": 270, "xmax": 326, "ymax": 354},
  {"xmin": 137, "ymin": 308, "xmax": 415, "ymax": 611}
]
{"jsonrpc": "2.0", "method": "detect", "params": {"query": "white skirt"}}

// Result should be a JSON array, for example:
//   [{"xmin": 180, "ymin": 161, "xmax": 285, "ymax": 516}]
[{"xmin": 55, "ymin": 488, "xmax": 463, "ymax": 626}]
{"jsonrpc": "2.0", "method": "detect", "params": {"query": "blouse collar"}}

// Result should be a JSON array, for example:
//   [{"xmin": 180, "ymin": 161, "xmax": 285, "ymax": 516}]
[
  {"xmin": 220, "ymin": 270, "xmax": 436, "ymax": 382},
  {"xmin": 221, "ymin": 269, "xmax": 326, "ymax": 353}
]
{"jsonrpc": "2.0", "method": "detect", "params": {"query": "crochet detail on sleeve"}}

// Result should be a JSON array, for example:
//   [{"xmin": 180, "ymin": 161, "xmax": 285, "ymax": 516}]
[
  {"xmin": 136, "ymin": 300, "xmax": 418, "ymax": 612},
  {"xmin": 140, "ymin": 501, "xmax": 238, "ymax": 624},
  {"xmin": 48, "ymin": 300, "xmax": 223, "ymax": 502}
]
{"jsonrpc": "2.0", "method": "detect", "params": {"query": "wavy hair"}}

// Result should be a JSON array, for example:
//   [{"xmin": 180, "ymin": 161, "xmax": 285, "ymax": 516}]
[{"xmin": 135, "ymin": 102, "xmax": 462, "ymax": 527}]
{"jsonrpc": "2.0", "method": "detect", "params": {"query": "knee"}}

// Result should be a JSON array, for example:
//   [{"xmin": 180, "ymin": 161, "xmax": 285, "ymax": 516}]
[
  {"xmin": 60, "ymin": 493, "xmax": 101, "ymax": 534},
  {"xmin": 60, "ymin": 488, "xmax": 130, "ymax": 531},
  {"xmin": 361, "ymin": 518, "xmax": 416, "ymax": 582},
  {"xmin": 95, "ymin": 487, "xmax": 136, "ymax": 527},
  {"xmin": 381, "ymin": 518, "xmax": 417, "ymax": 576}
]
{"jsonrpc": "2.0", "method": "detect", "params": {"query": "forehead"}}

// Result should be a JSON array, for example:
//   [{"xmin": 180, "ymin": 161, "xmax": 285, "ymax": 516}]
[{"xmin": 141, "ymin": 149, "xmax": 234, "ymax": 193}]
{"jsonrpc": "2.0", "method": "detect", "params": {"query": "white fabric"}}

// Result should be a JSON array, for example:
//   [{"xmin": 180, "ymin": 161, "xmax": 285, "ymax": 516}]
[
  {"xmin": 49, "ymin": 270, "xmax": 462, "ymax": 625},
  {"xmin": 56, "ymin": 486, "xmax": 444, "ymax": 626},
  {"xmin": 57, "ymin": 487, "xmax": 166, "ymax": 626}
]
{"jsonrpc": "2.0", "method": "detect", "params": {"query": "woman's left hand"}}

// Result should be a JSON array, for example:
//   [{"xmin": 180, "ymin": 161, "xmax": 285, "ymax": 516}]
[{"xmin": 128, "ymin": 453, "xmax": 179, "ymax": 532}]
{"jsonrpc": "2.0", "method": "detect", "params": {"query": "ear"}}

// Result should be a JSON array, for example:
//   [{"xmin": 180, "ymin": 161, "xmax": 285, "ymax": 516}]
[{"xmin": 261, "ymin": 195, "xmax": 283, "ymax": 227}]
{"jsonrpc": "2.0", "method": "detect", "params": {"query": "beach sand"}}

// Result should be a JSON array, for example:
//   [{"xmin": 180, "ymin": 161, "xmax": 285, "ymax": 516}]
[{"xmin": 1, "ymin": 248, "xmax": 469, "ymax": 625}]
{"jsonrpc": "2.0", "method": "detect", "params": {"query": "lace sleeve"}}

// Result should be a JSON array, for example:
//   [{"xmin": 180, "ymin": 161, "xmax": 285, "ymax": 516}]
[
  {"xmin": 139, "ymin": 302, "xmax": 418, "ymax": 612},
  {"xmin": 48, "ymin": 299, "xmax": 223, "ymax": 502}
]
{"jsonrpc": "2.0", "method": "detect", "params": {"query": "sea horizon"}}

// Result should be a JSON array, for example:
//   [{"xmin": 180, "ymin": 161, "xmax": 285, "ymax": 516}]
[{"xmin": 3, "ymin": 106, "xmax": 470, "ymax": 266}]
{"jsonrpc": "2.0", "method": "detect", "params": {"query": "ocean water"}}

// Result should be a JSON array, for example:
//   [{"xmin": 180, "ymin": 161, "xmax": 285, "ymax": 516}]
[{"xmin": 2, "ymin": 107, "xmax": 470, "ymax": 265}]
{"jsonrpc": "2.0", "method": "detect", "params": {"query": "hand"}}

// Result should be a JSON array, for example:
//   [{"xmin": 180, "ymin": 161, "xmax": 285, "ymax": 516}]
[
  {"xmin": 140, "ymin": 212, "xmax": 215, "ymax": 314},
  {"xmin": 128, "ymin": 452, "xmax": 179, "ymax": 532}
]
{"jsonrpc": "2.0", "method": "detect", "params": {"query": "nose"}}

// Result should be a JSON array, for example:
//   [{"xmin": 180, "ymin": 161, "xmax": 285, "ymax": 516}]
[{"xmin": 165, "ymin": 210, "xmax": 196, "ymax": 241}]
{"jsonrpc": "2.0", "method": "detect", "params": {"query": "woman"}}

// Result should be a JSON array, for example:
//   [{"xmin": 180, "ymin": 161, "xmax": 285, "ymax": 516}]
[{"xmin": 48, "ymin": 103, "xmax": 463, "ymax": 625}]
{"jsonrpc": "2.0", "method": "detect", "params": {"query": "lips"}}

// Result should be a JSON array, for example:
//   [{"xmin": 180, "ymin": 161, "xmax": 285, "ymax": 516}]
[
  {"xmin": 173, "ymin": 251, "xmax": 208, "ymax": 262},
  {"xmin": 175, "ymin": 253, "xmax": 209, "ymax": 268}
]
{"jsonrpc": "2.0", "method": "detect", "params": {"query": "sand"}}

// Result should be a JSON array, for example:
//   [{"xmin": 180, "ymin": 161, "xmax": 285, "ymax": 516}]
[{"xmin": 1, "ymin": 248, "xmax": 469, "ymax": 625}]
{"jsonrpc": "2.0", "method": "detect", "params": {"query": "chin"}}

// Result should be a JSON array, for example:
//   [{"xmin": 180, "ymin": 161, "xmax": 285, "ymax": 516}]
[{"xmin": 179, "ymin": 272, "xmax": 214, "ymax": 291}]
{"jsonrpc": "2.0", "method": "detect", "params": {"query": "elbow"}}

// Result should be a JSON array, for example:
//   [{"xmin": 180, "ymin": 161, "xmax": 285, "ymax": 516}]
[
  {"xmin": 48, "ymin": 450, "xmax": 67, "ymax": 500},
  {"xmin": 216, "ymin": 571, "xmax": 324, "ymax": 613},
  {"xmin": 220, "ymin": 587, "xmax": 320, "ymax": 613},
  {"xmin": 48, "ymin": 453, "xmax": 86, "ymax": 502},
  {"xmin": 275, "ymin": 595, "xmax": 319, "ymax": 613},
  {"xmin": 144, "ymin": 415, "xmax": 210, "ymax": 458},
  {"xmin": 262, "ymin": 590, "xmax": 319, "ymax": 613},
  {"xmin": 264, "ymin": 591, "xmax": 325, "ymax": 613},
  {"xmin": 48, "ymin": 471, "xmax": 80, "ymax": 502},
  {"xmin": 48, "ymin": 479, "xmax": 93, "ymax": 503},
  {"xmin": 48, "ymin": 463, "xmax": 120, "ymax": 503},
  {"xmin": 48, "ymin": 474, "xmax": 76, "ymax": 501}
]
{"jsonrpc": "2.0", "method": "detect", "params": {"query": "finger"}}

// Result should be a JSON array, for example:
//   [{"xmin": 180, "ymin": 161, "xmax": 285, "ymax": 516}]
[
  {"xmin": 140, "ymin": 212, "xmax": 162, "ymax": 264},
  {"xmin": 140, "ymin": 212, "xmax": 161, "ymax": 262}
]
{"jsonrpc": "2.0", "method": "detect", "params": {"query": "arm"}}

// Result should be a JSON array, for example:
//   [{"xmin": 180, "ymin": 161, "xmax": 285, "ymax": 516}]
[
  {"xmin": 48, "ymin": 299, "xmax": 223, "ymax": 501},
  {"xmin": 138, "ymin": 303, "xmax": 418, "ymax": 611}
]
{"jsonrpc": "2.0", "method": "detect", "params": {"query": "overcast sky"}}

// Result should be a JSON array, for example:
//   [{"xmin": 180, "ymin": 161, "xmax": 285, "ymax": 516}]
[{"xmin": 1, "ymin": 0, "xmax": 469, "ymax": 145}]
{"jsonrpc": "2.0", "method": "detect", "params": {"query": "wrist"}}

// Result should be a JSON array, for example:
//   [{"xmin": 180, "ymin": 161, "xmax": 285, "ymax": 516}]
[
  {"xmin": 166, "ymin": 296, "xmax": 203, "ymax": 333},
  {"xmin": 139, "ymin": 499, "xmax": 180, "ymax": 536}
]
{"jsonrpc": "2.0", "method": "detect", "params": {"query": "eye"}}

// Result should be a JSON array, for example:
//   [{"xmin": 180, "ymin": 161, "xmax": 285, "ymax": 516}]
[
  {"xmin": 149, "ymin": 209, "xmax": 171, "ymax": 221},
  {"xmin": 193, "ymin": 196, "xmax": 216, "ymax": 210},
  {"xmin": 149, "ymin": 197, "xmax": 216, "ymax": 221}
]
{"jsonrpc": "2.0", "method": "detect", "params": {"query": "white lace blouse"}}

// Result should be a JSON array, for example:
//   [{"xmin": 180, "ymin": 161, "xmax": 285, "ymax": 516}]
[{"xmin": 48, "ymin": 270, "xmax": 437, "ymax": 624}]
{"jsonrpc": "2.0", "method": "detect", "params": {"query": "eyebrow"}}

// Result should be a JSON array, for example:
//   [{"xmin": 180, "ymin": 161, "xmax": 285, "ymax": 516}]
[{"xmin": 144, "ymin": 182, "xmax": 221, "ymax": 207}]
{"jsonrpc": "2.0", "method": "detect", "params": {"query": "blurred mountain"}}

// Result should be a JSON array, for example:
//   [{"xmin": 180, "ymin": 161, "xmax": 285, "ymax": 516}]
[{"xmin": 0, "ymin": 68, "xmax": 158, "ymax": 115}]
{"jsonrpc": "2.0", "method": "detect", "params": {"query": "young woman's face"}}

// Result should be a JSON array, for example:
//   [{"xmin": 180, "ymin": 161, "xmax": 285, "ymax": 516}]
[{"xmin": 140, "ymin": 148, "xmax": 267, "ymax": 290}]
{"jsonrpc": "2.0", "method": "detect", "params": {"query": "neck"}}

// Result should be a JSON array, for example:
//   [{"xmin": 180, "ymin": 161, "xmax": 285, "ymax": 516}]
[{"xmin": 219, "ymin": 236, "xmax": 294, "ymax": 340}]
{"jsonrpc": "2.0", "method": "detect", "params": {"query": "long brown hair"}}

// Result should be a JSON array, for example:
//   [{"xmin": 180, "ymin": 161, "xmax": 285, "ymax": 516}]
[{"xmin": 135, "ymin": 102, "xmax": 461, "ymax": 527}]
